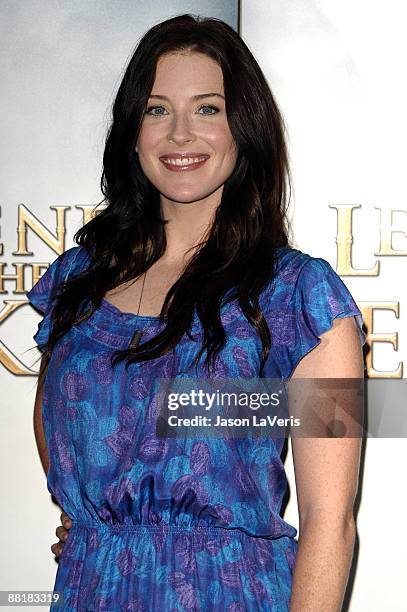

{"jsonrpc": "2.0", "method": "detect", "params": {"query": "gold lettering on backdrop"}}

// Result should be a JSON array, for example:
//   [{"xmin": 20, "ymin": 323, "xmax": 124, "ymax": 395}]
[
  {"xmin": 0, "ymin": 301, "xmax": 38, "ymax": 375},
  {"xmin": 374, "ymin": 207, "xmax": 407, "ymax": 256},
  {"xmin": 0, "ymin": 205, "xmax": 404, "ymax": 377},
  {"xmin": 12, "ymin": 204, "xmax": 69, "ymax": 256},
  {"xmin": 75, "ymin": 204, "xmax": 104, "ymax": 225},
  {"xmin": 30, "ymin": 263, "xmax": 51, "ymax": 287},
  {"xmin": 0, "ymin": 204, "xmax": 105, "ymax": 375},
  {"xmin": 358, "ymin": 302, "xmax": 402, "ymax": 379},
  {"xmin": 329, "ymin": 204, "xmax": 379, "ymax": 275},
  {"xmin": 0, "ymin": 263, "xmax": 25, "ymax": 293}
]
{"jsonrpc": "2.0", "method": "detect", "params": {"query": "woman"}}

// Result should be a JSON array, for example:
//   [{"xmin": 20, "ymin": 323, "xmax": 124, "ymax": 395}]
[{"xmin": 28, "ymin": 14, "xmax": 366, "ymax": 612}]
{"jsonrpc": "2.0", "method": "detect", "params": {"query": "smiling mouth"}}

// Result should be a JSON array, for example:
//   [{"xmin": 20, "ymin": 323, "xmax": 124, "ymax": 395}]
[{"xmin": 159, "ymin": 155, "xmax": 210, "ymax": 171}]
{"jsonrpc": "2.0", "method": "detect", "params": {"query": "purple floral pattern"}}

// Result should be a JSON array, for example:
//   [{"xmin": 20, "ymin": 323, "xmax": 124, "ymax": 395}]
[{"xmin": 26, "ymin": 245, "xmax": 366, "ymax": 611}]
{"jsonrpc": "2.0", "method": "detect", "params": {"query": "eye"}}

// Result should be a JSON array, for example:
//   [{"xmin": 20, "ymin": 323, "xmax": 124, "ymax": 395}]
[
  {"xmin": 144, "ymin": 104, "xmax": 220, "ymax": 117},
  {"xmin": 198, "ymin": 105, "xmax": 219, "ymax": 115},
  {"xmin": 144, "ymin": 105, "xmax": 167, "ymax": 116}
]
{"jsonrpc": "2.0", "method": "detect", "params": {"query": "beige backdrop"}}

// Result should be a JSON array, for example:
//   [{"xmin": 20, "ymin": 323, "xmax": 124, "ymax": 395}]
[
  {"xmin": 241, "ymin": 1, "xmax": 407, "ymax": 610},
  {"xmin": 0, "ymin": 1, "xmax": 238, "ymax": 610},
  {"xmin": 1, "ymin": 0, "xmax": 405, "ymax": 610}
]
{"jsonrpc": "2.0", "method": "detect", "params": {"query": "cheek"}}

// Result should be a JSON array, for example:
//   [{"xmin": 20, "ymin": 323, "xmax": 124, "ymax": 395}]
[
  {"xmin": 207, "ymin": 127, "xmax": 237, "ymax": 158},
  {"xmin": 217, "ymin": 141, "xmax": 238, "ymax": 172},
  {"xmin": 137, "ymin": 125, "xmax": 161, "ymax": 154}
]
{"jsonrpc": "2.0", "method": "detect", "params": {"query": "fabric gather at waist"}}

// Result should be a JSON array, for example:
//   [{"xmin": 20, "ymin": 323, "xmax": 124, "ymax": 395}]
[{"xmin": 70, "ymin": 520, "xmax": 276, "ymax": 541}]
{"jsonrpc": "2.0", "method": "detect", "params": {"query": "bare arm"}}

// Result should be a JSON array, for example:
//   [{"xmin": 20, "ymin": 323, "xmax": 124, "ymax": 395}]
[{"xmin": 288, "ymin": 316, "xmax": 364, "ymax": 612}]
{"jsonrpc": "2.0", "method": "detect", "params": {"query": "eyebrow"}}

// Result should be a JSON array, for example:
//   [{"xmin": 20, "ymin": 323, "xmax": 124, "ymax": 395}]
[{"xmin": 148, "ymin": 93, "xmax": 225, "ymax": 101}]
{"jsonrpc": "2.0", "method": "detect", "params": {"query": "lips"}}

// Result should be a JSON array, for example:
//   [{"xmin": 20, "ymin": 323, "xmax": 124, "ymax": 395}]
[{"xmin": 159, "ymin": 153, "xmax": 210, "ymax": 172}]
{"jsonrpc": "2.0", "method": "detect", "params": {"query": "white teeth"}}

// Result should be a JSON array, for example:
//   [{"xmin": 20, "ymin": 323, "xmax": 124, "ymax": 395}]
[{"xmin": 161, "ymin": 156, "xmax": 208, "ymax": 166}]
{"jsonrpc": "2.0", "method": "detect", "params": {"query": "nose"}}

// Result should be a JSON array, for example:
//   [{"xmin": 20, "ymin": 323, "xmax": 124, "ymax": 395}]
[{"xmin": 167, "ymin": 111, "xmax": 194, "ymax": 145}]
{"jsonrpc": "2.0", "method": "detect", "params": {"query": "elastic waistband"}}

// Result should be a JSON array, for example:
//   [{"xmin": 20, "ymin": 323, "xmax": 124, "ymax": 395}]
[{"xmin": 71, "ymin": 521, "xmax": 269, "ymax": 540}]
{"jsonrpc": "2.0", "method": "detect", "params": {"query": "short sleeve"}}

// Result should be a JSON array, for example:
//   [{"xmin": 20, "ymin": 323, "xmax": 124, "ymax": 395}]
[
  {"xmin": 26, "ymin": 246, "xmax": 89, "ymax": 352},
  {"xmin": 286, "ymin": 257, "xmax": 367, "ymax": 377}
]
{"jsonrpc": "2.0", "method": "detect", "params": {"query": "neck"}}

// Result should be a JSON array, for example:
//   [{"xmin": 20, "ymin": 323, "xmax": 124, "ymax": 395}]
[{"xmin": 159, "ymin": 188, "xmax": 222, "ymax": 262}]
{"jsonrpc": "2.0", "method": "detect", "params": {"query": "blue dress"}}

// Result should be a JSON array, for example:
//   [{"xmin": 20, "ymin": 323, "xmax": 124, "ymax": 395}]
[{"xmin": 27, "ymin": 245, "xmax": 366, "ymax": 612}]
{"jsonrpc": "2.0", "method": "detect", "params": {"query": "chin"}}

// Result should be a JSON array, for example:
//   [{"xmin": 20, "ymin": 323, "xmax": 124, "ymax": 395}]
[{"xmin": 162, "ymin": 190, "xmax": 212, "ymax": 204}]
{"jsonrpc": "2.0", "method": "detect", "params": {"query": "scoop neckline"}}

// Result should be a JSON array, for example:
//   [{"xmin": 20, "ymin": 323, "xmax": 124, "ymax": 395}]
[
  {"xmin": 99, "ymin": 246, "xmax": 291, "ymax": 323},
  {"xmin": 101, "ymin": 297, "xmax": 166, "ymax": 321}
]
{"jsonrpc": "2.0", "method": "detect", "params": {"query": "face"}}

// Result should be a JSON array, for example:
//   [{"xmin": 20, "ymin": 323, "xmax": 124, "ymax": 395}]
[{"xmin": 136, "ymin": 51, "xmax": 238, "ymax": 206}]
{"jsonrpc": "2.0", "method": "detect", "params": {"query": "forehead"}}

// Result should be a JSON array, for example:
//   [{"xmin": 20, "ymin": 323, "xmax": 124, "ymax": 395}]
[{"xmin": 152, "ymin": 52, "xmax": 224, "ymax": 96}]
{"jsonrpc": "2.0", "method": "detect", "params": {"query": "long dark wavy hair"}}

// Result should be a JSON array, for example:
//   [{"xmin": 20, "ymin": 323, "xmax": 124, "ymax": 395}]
[{"xmin": 39, "ymin": 13, "xmax": 292, "ymax": 376}]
